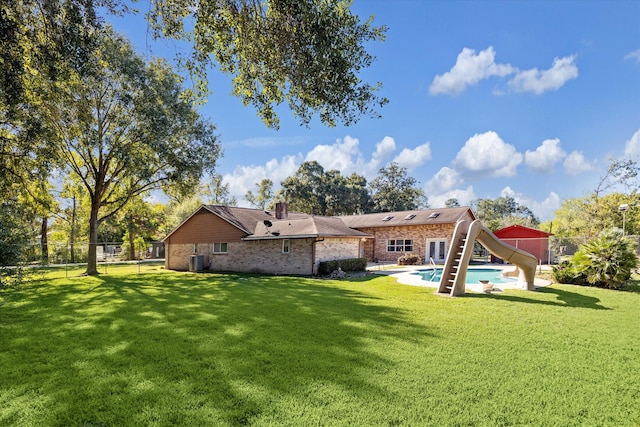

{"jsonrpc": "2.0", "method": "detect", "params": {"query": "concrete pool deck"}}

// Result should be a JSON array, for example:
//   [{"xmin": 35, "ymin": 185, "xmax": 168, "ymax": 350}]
[{"xmin": 367, "ymin": 263, "xmax": 552, "ymax": 294}]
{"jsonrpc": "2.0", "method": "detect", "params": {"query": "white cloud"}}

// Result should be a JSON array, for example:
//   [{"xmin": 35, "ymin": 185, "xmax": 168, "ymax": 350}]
[
  {"xmin": 425, "ymin": 167, "xmax": 463, "ymax": 194},
  {"xmin": 508, "ymin": 55, "xmax": 578, "ymax": 94},
  {"xmin": 624, "ymin": 49, "xmax": 640, "ymax": 63},
  {"xmin": 500, "ymin": 187, "xmax": 560, "ymax": 222},
  {"xmin": 427, "ymin": 186, "xmax": 476, "ymax": 209},
  {"xmin": 224, "ymin": 155, "xmax": 301, "ymax": 206},
  {"xmin": 369, "ymin": 136, "xmax": 397, "ymax": 172},
  {"xmin": 524, "ymin": 138, "xmax": 567, "ymax": 173},
  {"xmin": 223, "ymin": 134, "xmax": 432, "ymax": 205},
  {"xmin": 305, "ymin": 135, "xmax": 363, "ymax": 173},
  {"xmin": 624, "ymin": 129, "xmax": 640, "ymax": 158},
  {"xmin": 392, "ymin": 142, "xmax": 432, "ymax": 172},
  {"xmin": 453, "ymin": 131, "xmax": 523, "ymax": 177},
  {"xmin": 563, "ymin": 150, "xmax": 595, "ymax": 176},
  {"xmin": 429, "ymin": 46, "xmax": 515, "ymax": 95}
]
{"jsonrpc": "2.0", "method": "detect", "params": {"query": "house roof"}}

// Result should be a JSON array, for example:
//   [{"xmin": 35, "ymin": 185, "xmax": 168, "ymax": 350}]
[
  {"xmin": 202, "ymin": 205, "xmax": 308, "ymax": 234},
  {"xmin": 164, "ymin": 205, "xmax": 370, "ymax": 241},
  {"xmin": 339, "ymin": 206, "xmax": 476, "ymax": 228},
  {"xmin": 244, "ymin": 215, "xmax": 371, "ymax": 240}
]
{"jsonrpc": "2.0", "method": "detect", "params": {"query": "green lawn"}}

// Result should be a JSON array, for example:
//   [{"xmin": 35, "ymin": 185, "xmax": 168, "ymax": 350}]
[{"xmin": 2, "ymin": 270, "xmax": 639, "ymax": 426}]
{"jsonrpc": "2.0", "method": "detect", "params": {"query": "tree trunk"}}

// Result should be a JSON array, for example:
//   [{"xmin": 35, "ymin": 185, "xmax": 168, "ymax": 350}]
[
  {"xmin": 86, "ymin": 202, "xmax": 100, "ymax": 275},
  {"xmin": 70, "ymin": 195, "xmax": 76, "ymax": 263},
  {"xmin": 128, "ymin": 225, "xmax": 136, "ymax": 260},
  {"xmin": 40, "ymin": 216, "xmax": 49, "ymax": 265}
]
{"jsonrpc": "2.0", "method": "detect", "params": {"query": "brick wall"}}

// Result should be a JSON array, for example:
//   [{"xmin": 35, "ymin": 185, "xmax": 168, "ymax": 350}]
[
  {"xmin": 167, "ymin": 238, "xmax": 314, "ymax": 275},
  {"xmin": 355, "ymin": 224, "xmax": 455, "ymax": 263},
  {"xmin": 314, "ymin": 237, "xmax": 363, "ymax": 272},
  {"xmin": 166, "ymin": 236, "xmax": 363, "ymax": 275}
]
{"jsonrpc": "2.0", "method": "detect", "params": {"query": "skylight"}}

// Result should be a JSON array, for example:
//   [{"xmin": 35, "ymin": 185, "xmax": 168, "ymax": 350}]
[
  {"xmin": 382, "ymin": 215, "xmax": 393, "ymax": 221},
  {"xmin": 404, "ymin": 214, "xmax": 416, "ymax": 220},
  {"xmin": 428, "ymin": 212, "xmax": 440, "ymax": 218}
]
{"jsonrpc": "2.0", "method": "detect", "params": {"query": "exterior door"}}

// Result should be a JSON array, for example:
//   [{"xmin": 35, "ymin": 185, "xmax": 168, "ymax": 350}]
[{"xmin": 426, "ymin": 239, "xmax": 447, "ymax": 263}]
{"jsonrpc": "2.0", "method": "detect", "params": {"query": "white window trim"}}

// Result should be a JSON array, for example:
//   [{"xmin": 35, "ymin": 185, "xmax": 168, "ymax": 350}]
[
  {"xmin": 282, "ymin": 239, "xmax": 290, "ymax": 254},
  {"xmin": 386, "ymin": 239, "xmax": 413, "ymax": 253},
  {"xmin": 212, "ymin": 242, "xmax": 228, "ymax": 254}
]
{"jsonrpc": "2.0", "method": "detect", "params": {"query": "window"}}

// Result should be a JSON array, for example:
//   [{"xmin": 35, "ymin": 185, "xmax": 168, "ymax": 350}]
[
  {"xmin": 382, "ymin": 215, "xmax": 393, "ymax": 222},
  {"xmin": 212, "ymin": 242, "xmax": 228, "ymax": 254},
  {"xmin": 404, "ymin": 214, "xmax": 416, "ymax": 220},
  {"xmin": 282, "ymin": 239, "xmax": 290, "ymax": 254},
  {"xmin": 428, "ymin": 212, "xmax": 440, "ymax": 219},
  {"xmin": 193, "ymin": 243, "xmax": 198, "ymax": 254},
  {"xmin": 387, "ymin": 239, "xmax": 413, "ymax": 252}
]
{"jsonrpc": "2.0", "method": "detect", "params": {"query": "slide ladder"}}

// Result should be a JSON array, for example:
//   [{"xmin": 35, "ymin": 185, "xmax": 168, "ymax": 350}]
[
  {"xmin": 437, "ymin": 220, "xmax": 471, "ymax": 296},
  {"xmin": 438, "ymin": 220, "xmax": 537, "ymax": 296}
]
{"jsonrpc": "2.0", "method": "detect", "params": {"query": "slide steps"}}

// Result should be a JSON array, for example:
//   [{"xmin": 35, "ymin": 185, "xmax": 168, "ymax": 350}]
[{"xmin": 437, "ymin": 220, "xmax": 537, "ymax": 297}]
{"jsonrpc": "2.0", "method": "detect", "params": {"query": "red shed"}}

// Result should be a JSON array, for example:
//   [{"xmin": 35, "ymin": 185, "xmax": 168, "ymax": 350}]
[{"xmin": 492, "ymin": 225, "xmax": 553, "ymax": 264}]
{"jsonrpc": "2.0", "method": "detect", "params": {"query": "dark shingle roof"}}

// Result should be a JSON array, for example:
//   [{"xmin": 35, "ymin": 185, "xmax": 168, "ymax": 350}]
[
  {"xmin": 203, "ymin": 205, "xmax": 307, "ymax": 235},
  {"xmin": 339, "ymin": 207, "xmax": 475, "ymax": 228},
  {"xmin": 245, "ymin": 215, "xmax": 370, "ymax": 240},
  {"xmin": 203, "ymin": 205, "xmax": 370, "ymax": 240}
]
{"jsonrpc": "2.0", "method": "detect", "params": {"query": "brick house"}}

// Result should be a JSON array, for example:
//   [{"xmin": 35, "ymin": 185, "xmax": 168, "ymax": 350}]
[
  {"xmin": 163, "ymin": 203, "xmax": 371, "ymax": 275},
  {"xmin": 340, "ymin": 207, "xmax": 476, "ymax": 263}
]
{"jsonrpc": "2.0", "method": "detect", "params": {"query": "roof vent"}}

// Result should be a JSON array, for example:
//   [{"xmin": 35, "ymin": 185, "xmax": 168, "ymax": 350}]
[
  {"xmin": 404, "ymin": 214, "xmax": 416, "ymax": 220},
  {"xmin": 428, "ymin": 212, "xmax": 440, "ymax": 219},
  {"xmin": 382, "ymin": 215, "xmax": 393, "ymax": 222}
]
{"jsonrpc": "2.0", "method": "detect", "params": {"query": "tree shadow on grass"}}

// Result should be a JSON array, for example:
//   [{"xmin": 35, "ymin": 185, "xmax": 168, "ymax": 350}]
[
  {"xmin": 1, "ymin": 272, "xmax": 435, "ymax": 426},
  {"xmin": 465, "ymin": 286, "xmax": 610, "ymax": 310}
]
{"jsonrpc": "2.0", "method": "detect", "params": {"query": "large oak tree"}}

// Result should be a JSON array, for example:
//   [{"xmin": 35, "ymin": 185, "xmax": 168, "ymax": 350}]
[{"xmin": 42, "ymin": 27, "xmax": 220, "ymax": 274}]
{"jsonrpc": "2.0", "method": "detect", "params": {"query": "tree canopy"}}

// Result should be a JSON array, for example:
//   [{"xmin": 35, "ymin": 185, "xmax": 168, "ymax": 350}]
[
  {"xmin": 543, "ymin": 158, "xmax": 640, "ymax": 239},
  {"xmin": 147, "ymin": 0, "xmax": 388, "ymax": 128},
  {"xmin": 245, "ymin": 178, "xmax": 274, "ymax": 210},
  {"xmin": 40, "ymin": 27, "xmax": 221, "ymax": 274},
  {"xmin": 472, "ymin": 196, "xmax": 539, "ymax": 230},
  {"xmin": 368, "ymin": 162, "xmax": 427, "ymax": 212},
  {"xmin": 279, "ymin": 161, "xmax": 370, "ymax": 215}
]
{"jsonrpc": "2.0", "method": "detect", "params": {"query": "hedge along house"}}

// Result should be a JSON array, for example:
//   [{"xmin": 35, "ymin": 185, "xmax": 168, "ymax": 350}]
[
  {"xmin": 340, "ymin": 207, "xmax": 476, "ymax": 264},
  {"xmin": 163, "ymin": 203, "xmax": 371, "ymax": 275},
  {"xmin": 491, "ymin": 224, "xmax": 554, "ymax": 265}
]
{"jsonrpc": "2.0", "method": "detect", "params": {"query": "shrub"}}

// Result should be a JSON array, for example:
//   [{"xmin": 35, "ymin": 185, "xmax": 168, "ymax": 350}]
[
  {"xmin": 553, "ymin": 230, "xmax": 638, "ymax": 290},
  {"xmin": 398, "ymin": 253, "xmax": 421, "ymax": 266},
  {"xmin": 552, "ymin": 260, "xmax": 586, "ymax": 286},
  {"xmin": 318, "ymin": 258, "xmax": 367, "ymax": 275}
]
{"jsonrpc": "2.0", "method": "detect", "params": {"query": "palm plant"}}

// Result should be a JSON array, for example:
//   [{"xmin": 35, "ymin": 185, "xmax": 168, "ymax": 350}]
[{"xmin": 572, "ymin": 230, "xmax": 638, "ymax": 289}]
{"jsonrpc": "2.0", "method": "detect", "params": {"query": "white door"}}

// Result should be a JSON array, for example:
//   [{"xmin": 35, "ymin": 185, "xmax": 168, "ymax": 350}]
[{"xmin": 426, "ymin": 239, "xmax": 447, "ymax": 263}]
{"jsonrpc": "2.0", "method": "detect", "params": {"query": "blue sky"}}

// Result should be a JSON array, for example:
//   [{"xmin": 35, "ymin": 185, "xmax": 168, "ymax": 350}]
[{"xmin": 108, "ymin": 0, "xmax": 640, "ymax": 220}]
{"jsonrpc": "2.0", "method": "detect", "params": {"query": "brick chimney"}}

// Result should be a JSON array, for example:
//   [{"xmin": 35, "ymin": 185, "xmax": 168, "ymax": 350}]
[{"xmin": 275, "ymin": 201, "xmax": 288, "ymax": 220}]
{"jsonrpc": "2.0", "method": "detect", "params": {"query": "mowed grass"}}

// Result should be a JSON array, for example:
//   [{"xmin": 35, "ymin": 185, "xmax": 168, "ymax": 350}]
[{"xmin": 1, "ymin": 270, "xmax": 639, "ymax": 426}]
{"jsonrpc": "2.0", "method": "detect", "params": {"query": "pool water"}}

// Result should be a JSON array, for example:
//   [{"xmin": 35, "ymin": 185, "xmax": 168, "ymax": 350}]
[{"xmin": 413, "ymin": 267, "xmax": 517, "ymax": 284}]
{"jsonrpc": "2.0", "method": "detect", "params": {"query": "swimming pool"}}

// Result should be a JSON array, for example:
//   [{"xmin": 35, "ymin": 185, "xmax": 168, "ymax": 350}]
[{"xmin": 412, "ymin": 267, "xmax": 517, "ymax": 284}]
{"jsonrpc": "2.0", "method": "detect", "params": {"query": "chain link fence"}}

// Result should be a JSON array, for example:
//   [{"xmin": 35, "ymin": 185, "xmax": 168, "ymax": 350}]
[
  {"xmin": 0, "ymin": 241, "xmax": 165, "ymax": 280},
  {"xmin": 470, "ymin": 235, "xmax": 640, "ymax": 265}
]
